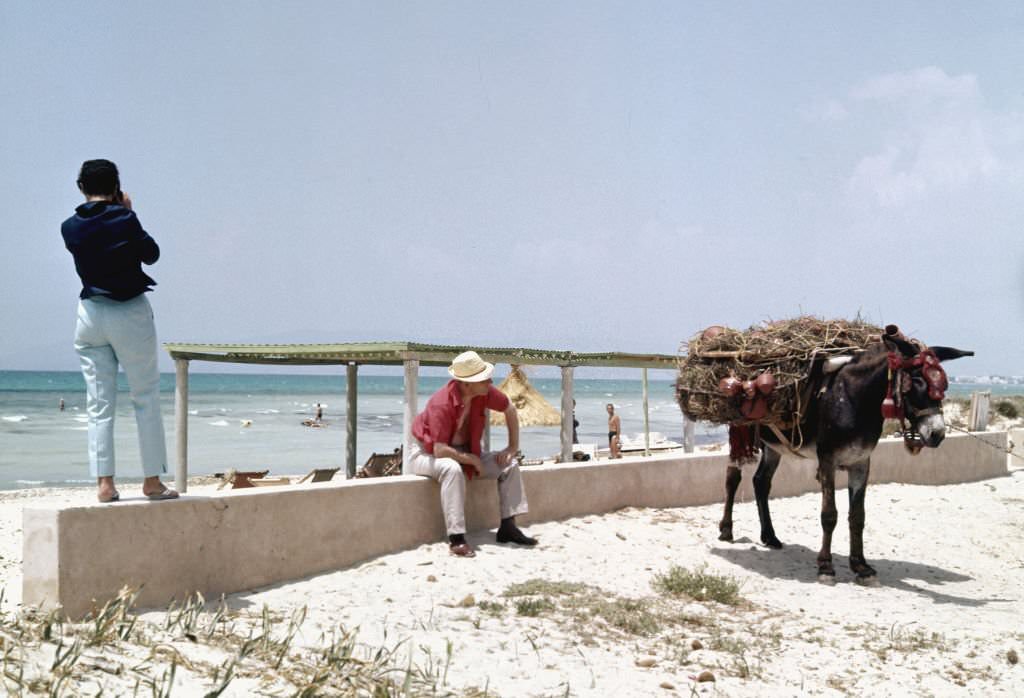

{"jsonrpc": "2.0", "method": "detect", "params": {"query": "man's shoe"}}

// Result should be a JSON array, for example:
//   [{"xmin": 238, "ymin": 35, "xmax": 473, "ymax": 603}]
[
  {"xmin": 496, "ymin": 527, "xmax": 538, "ymax": 546},
  {"xmin": 449, "ymin": 542, "xmax": 476, "ymax": 558}
]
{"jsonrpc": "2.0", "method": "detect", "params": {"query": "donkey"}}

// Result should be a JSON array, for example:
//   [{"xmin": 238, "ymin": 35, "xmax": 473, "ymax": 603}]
[{"xmin": 717, "ymin": 326, "xmax": 972, "ymax": 584}]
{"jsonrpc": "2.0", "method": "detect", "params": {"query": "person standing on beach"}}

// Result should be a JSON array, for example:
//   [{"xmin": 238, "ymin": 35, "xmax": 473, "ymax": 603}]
[
  {"xmin": 61, "ymin": 159, "xmax": 178, "ymax": 503},
  {"xmin": 410, "ymin": 351, "xmax": 537, "ymax": 557},
  {"xmin": 607, "ymin": 403, "xmax": 622, "ymax": 458}
]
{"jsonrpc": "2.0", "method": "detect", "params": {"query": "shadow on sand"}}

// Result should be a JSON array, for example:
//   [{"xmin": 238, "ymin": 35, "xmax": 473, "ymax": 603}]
[{"xmin": 711, "ymin": 540, "xmax": 1013, "ymax": 607}]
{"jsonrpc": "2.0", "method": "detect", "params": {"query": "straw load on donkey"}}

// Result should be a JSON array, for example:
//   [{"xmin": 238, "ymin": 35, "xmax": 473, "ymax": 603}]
[{"xmin": 676, "ymin": 317, "xmax": 972, "ymax": 584}]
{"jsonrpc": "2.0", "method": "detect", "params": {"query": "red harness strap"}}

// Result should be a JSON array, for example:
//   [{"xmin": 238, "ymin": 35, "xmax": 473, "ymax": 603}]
[
  {"xmin": 885, "ymin": 349, "xmax": 948, "ymax": 408},
  {"xmin": 882, "ymin": 349, "xmax": 948, "ymax": 454}
]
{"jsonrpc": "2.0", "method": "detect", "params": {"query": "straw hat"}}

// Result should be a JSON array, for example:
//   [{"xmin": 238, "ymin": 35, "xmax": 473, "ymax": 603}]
[{"xmin": 448, "ymin": 351, "xmax": 494, "ymax": 382}]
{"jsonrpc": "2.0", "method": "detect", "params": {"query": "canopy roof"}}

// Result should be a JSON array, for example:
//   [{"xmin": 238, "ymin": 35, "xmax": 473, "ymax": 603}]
[{"xmin": 163, "ymin": 341, "xmax": 677, "ymax": 370}]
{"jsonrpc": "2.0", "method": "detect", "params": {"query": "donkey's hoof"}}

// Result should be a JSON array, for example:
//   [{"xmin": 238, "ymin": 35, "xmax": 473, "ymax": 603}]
[
  {"xmin": 718, "ymin": 527, "xmax": 734, "ymax": 542},
  {"xmin": 854, "ymin": 574, "xmax": 880, "ymax": 588},
  {"xmin": 817, "ymin": 573, "xmax": 837, "ymax": 586},
  {"xmin": 761, "ymin": 535, "xmax": 783, "ymax": 549}
]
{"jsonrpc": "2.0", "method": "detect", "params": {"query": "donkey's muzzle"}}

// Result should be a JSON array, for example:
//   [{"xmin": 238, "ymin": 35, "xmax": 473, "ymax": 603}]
[{"xmin": 916, "ymin": 412, "xmax": 946, "ymax": 448}]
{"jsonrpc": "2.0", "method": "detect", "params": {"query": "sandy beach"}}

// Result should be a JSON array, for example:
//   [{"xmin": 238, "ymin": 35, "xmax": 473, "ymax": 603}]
[{"xmin": 1, "ymin": 444, "xmax": 1022, "ymax": 697}]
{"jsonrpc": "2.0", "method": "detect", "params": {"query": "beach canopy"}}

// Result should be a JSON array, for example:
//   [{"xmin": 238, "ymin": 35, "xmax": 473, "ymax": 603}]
[
  {"xmin": 490, "ymin": 365, "xmax": 561, "ymax": 427},
  {"xmin": 163, "ymin": 340, "xmax": 683, "ymax": 488},
  {"xmin": 162, "ymin": 341, "xmax": 677, "ymax": 369}
]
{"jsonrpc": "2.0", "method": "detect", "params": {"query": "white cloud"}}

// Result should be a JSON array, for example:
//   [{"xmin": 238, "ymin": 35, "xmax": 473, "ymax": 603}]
[
  {"xmin": 826, "ymin": 66, "xmax": 1024, "ymax": 207},
  {"xmin": 848, "ymin": 116, "xmax": 1000, "ymax": 207}
]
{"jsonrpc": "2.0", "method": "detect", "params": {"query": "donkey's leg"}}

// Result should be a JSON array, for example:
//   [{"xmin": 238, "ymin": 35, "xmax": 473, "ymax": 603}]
[
  {"xmin": 752, "ymin": 447, "xmax": 783, "ymax": 548},
  {"xmin": 847, "ymin": 461, "xmax": 877, "ymax": 583},
  {"xmin": 719, "ymin": 465, "xmax": 742, "ymax": 542},
  {"xmin": 816, "ymin": 460, "xmax": 838, "ymax": 583}
]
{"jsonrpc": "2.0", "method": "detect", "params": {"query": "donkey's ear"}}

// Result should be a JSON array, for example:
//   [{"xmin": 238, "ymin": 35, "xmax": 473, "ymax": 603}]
[
  {"xmin": 930, "ymin": 346, "xmax": 974, "ymax": 362},
  {"xmin": 883, "ymin": 332, "xmax": 917, "ymax": 356}
]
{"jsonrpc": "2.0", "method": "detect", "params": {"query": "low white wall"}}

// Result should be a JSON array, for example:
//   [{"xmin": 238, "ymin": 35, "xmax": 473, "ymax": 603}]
[
  {"xmin": 23, "ymin": 431, "xmax": 1007, "ymax": 618},
  {"xmin": 1009, "ymin": 428, "xmax": 1024, "ymax": 463}
]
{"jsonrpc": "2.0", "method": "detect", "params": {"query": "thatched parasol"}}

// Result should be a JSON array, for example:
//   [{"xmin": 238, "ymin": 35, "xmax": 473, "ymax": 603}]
[{"xmin": 490, "ymin": 365, "xmax": 562, "ymax": 427}]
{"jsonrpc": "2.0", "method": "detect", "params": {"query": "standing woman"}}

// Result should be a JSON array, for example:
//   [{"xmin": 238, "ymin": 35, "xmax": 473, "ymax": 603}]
[{"xmin": 61, "ymin": 159, "xmax": 178, "ymax": 502}]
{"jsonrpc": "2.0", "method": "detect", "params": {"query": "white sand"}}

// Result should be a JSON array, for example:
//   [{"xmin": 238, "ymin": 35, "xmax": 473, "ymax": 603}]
[{"xmin": 2, "ymin": 457, "xmax": 1023, "ymax": 696}]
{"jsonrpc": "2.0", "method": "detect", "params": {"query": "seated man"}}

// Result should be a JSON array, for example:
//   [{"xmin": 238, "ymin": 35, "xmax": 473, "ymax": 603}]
[{"xmin": 410, "ymin": 350, "xmax": 538, "ymax": 557}]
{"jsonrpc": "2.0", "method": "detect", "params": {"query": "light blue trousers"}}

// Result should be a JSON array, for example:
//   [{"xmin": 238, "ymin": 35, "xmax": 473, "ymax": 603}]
[{"xmin": 74, "ymin": 295, "xmax": 168, "ymax": 478}]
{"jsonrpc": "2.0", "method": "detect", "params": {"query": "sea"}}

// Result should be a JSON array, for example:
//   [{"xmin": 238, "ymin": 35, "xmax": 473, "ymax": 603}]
[
  {"xmin": 0, "ymin": 369, "xmax": 720, "ymax": 490},
  {"xmin": 2, "ymin": 370, "xmax": 1014, "ymax": 491}
]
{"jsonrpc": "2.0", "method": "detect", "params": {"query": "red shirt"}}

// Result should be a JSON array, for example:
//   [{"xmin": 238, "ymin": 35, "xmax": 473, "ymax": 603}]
[{"xmin": 412, "ymin": 380, "xmax": 510, "ymax": 456}]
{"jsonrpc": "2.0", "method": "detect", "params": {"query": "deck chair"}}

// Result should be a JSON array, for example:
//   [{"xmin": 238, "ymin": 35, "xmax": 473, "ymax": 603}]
[
  {"xmin": 216, "ymin": 469, "xmax": 270, "ymax": 489},
  {"xmin": 295, "ymin": 467, "xmax": 340, "ymax": 484},
  {"xmin": 356, "ymin": 447, "xmax": 403, "ymax": 478},
  {"xmin": 248, "ymin": 475, "xmax": 292, "ymax": 487}
]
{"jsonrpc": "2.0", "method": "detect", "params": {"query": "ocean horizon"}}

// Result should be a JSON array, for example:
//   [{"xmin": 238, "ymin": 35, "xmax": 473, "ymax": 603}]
[
  {"xmin": 2, "ymin": 369, "xmax": 1016, "ymax": 491},
  {"xmin": 1, "ymin": 369, "xmax": 697, "ymax": 490}
]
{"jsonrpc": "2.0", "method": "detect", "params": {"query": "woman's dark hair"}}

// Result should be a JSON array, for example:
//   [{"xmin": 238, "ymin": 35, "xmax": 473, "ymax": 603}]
[{"xmin": 77, "ymin": 159, "xmax": 120, "ymax": 196}]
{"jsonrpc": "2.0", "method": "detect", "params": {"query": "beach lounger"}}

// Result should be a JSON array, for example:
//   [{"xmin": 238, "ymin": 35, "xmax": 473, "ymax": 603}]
[
  {"xmin": 216, "ymin": 469, "xmax": 270, "ymax": 489},
  {"xmin": 248, "ymin": 476, "xmax": 292, "ymax": 487},
  {"xmin": 356, "ymin": 447, "xmax": 403, "ymax": 478},
  {"xmin": 618, "ymin": 433, "xmax": 684, "ymax": 453},
  {"xmin": 296, "ymin": 467, "xmax": 340, "ymax": 484}
]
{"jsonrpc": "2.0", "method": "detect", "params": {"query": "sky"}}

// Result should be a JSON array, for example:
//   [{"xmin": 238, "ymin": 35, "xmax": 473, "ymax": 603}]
[{"xmin": 1, "ymin": 2, "xmax": 1022, "ymax": 376}]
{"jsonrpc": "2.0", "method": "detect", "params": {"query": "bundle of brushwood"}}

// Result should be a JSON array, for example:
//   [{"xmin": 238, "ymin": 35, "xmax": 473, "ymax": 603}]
[{"xmin": 676, "ymin": 316, "xmax": 882, "ymax": 427}]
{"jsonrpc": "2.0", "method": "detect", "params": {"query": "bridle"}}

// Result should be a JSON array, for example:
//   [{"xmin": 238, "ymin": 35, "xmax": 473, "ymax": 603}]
[{"xmin": 882, "ymin": 347, "xmax": 948, "ymax": 453}]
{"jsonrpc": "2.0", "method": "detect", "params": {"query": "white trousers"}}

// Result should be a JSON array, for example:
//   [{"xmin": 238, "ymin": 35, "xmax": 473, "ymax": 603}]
[
  {"xmin": 409, "ymin": 441, "xmax": 529, "ymax": 535},
  {"xmin": 74, "ymin": 295, "xmax": 168, "ymax": 478}
]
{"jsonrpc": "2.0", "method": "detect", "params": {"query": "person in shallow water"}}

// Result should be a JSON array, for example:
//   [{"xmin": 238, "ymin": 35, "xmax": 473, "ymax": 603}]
[
  {"xmin": 61, "ymin": 159, "xmax": 178, "ymax": 504},
  {"xmin": 409, "ymin": 351, "xmax": 538, "ymax": 557}
]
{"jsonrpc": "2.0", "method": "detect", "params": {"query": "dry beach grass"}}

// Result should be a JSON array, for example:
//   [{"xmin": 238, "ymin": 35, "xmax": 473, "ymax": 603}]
[{"xmin": 0, "ymin": 448, "xmax": 1022, "ymax": 696}]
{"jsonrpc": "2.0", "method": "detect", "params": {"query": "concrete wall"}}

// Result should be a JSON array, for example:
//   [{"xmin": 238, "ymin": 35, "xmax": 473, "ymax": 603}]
[
  {"xmin": 23, "ymin": 431, "xmax": 1007, "ymax": 618},
  {"xmin": 1009, "ymin": 428, "xmax": 1024, "ymax": 463}
]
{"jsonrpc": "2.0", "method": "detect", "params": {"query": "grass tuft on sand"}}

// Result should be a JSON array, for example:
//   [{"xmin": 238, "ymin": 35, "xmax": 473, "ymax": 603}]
[
  {"xmin": 652, "ymin": 565, "xmax": 743, "ymax": 605},
  {"xmin": 0, "ymin": 586, "xmax": 491, "ymax": 697}
]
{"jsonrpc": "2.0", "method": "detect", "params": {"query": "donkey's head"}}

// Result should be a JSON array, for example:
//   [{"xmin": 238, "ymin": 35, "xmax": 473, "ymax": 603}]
[{"xmin": 882, "ymin": 325, "xmax": 973, "ymax": 451}]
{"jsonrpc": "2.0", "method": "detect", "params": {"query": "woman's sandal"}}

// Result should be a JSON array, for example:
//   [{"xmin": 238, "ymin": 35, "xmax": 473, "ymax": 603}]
[{"xmin": 145, "ymin": 487, "xmax": 179, "ymax": 501}]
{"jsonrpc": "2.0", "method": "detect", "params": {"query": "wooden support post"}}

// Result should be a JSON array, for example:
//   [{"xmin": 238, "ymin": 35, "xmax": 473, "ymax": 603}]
[
  {"xmin": 683, "ymin": 415, "xmax": 695, "ymax": 453},
  {"xmin": 560, "ymin": 366, "xmax": 574, "ymax": 463},
  {"xmin": 346, "ymin": 363, "xmax": 358, "ymax": 478},
  {"xmin": 174, "ymin": 359, "xmax": 189, "ymax": 493},
  {"xmin": 642, "ymin": 367, "xmax": 650, "ymax": 456},
  {"xmin": 968, "ymin": 390, "xmax": 991, "ymax": 432},
  {"xmin": 403, "ymin": 360, "xmax": 419, "ymax": 474}
]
